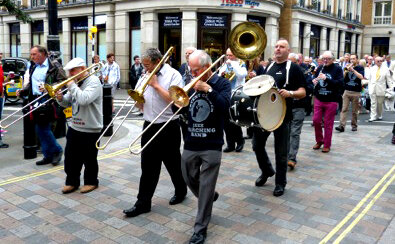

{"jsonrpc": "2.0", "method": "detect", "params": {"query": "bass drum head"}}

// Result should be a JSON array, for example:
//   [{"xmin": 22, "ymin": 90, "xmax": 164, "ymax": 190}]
[
  {"xmin": 243, "ymin": 75, "xmax": 275, "ymax": 96},
  {"xmin": 256, "ymin": 88, "xmax": 286, "ymax": 131}
]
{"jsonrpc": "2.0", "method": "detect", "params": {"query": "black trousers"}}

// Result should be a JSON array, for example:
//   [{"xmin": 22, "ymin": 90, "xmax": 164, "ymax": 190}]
[
  {"xmin": 252, "ymin": 121, "xmax": 290, "ymax": 187},
  {"xmin": 224, "ymin": 119, "xmax": 244, "ymax": 148},
  {"xmin": 136, "ymin": 119, "xmax": 187, "ymax": 208},
  {"xmin": 64, "ymin": 127, "xmax": 101, "ymax": 187},
  {"xmin": 393, "ymin": 123, "xmax": 395, "ymax": 135}
]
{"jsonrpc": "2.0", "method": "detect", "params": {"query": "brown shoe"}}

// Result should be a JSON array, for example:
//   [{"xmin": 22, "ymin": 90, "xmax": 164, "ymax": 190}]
[
  {"xmin": 80, "ymin": 185, "xmax": 98, "ymax": 194},
  {"xmin": 322, "ymin": 147, "xmax": 330, "ymax": 153},
  {"xmin": 287, "ymin": 161, "xmax": 296, "ymax": 170},
  {"xmin": 313, "ymin": 142, "xmax": 323, "ymax": 150},
  {"xmin": 62, "ymin": 185, "xmax": 77, "ymax": 194}
]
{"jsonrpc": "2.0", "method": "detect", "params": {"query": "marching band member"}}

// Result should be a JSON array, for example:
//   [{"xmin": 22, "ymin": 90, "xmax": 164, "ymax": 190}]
[
  {"xmin": 123, "ymin": 48, "xmax": 187, "ymax": 218},
  {"xmin": 219, "ymin": 48, "xmax": 247, "ymax": 153},
  {"xmin": 178, "ymin": 50, "xmax": 231, "ymax": 244},
  {"xmin": 55, "ymin": 58, "xmax": 103, "ymax": 194},
  {"xmin": 253, "ymin": 39, "xmax": 306, "ymax": 197}
]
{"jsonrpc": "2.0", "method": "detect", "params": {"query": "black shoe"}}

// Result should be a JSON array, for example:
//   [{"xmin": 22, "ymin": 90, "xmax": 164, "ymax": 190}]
[
  {"xmin": 169, "ymin": 194, "xmax": 186, "ymax": 205},
  {"xmin": 255, "ymin": 173, "xmax": 274, "ymax": 187},
  {"xmin": 0, "ymin": 143, "xmax": 9, "ymax": 148},
  {"xmin": 123, "ymin": 206, "xmax": 150, "ymax": 217},
  {"xmin": 352, "ymin": 127, "xmax": 357, "ymax": 131},
  {"xmin": 213, "ymin": 192, "xmax": 219, "ymax": 202},
  {"xmin": 273, "ymin": 185, "xmax": 285, "ymax": 197},
  {"xmin": 335, "ymin": 126, "xmax": 344, "ymax": 132},
  {"xmin": 189, "ymin": 232, "xmax": 207, "ymax": 244},
  {"xmin": 36, "ymin": 157, "xmax": 52, "ymax": 166},
  {"xmin": 235, "ymin": 140, "xmax": 245, "ymax": 152},
  {"xmin": 223, "ymin": 147, "xmax": 235, "ymax": 153},
  {"xmin": 51, "ymin": 151, "xmax": 63, "ymax": 166}
]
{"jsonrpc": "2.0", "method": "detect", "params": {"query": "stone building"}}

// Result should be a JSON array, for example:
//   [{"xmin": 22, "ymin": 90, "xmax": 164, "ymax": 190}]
[{"xmin": 0, "ymin": 0, "xmax": 394, "ymax": 87}]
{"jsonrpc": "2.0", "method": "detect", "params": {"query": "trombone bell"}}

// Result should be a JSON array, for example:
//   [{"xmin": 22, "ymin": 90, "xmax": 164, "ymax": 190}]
[
  {"xmin": 127, "ymin": 89, "xmax": 145, "ymax": 104},
  {"xmin": 169, "ymin": 86, "xmax": 189, "ymax": 107}
]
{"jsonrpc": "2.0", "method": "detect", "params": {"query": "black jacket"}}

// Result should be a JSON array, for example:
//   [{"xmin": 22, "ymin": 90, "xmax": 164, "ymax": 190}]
[
  {"xmin": 20, "ymin": 59, "xmax": 67, "ymax": 101},
  {"xmin": 129, "ymin": 64, "xmax": 144, "ymax": 89}
]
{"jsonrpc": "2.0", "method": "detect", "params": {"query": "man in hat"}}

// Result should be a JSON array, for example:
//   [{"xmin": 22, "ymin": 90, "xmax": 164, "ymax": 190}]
[{"xmin": 56, "ymin": 57, "xmax": 103, "ymax": 194}]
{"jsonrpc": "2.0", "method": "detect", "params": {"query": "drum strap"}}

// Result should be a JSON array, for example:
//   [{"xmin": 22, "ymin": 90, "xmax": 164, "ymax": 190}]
[{"xmin": 265, "ymin": 60, "xmax": 291, "ymax": 88}]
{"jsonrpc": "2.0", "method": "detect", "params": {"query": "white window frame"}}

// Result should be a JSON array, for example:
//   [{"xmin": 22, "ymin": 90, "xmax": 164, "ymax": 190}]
[{"xmin": 373, "ymin": 0, "xmax": 392, "ymax": 25}]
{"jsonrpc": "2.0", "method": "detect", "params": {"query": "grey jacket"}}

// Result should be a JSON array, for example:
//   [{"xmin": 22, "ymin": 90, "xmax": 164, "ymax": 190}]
[{"xmin": 57, "ymin": 75, "xmax": 103, "ymax": 133}]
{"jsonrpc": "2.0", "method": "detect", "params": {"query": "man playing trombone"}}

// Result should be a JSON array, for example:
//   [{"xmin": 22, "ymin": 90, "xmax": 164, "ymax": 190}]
[
  {"xmin": 123, "ymin": 48, "xmax": 187, "ymax": 218},
  {"xmin": 55, "ymin": 58, "xmax": 103, "ymax": 194},
  {"xmin": 178, "ymin": 50, "xmax": 231, "ymax": 244}
]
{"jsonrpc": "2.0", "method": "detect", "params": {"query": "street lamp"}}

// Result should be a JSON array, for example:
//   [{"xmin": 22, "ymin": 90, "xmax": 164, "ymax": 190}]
[{"xmin": 47, "ymin": 0, "xmax": 60, "ymax": 61}]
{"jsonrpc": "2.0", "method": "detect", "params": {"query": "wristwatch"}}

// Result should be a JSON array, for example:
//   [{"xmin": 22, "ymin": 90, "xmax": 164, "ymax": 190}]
[
  {"xmin": 289, "ymin": 91, "xmax": 294, "ymax": 97},
  {"xmin": 207, "ymin": 87, "xmax": 213, "ymax": 93}
]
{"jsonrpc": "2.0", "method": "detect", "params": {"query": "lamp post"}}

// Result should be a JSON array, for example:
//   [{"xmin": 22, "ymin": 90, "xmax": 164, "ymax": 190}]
[{"xmin": 47, "ymin": 0, "xmax": 60, "ymax": 61}]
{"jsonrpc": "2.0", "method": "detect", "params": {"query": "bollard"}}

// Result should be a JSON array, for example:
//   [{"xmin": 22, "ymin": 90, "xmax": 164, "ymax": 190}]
[
  {"xmin": 102, "ymin": 84, "xmax": 113, "ymax": 136},
  {"xmin": 22, "ymin": 98, "xmax": 37, "ymax": 159}
]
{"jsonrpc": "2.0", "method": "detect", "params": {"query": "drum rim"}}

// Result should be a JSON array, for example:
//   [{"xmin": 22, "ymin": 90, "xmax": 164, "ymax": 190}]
[
  {"xmin": 229, "ymin": 85, "xmax": 261, "ymax": 127},
  {"xmin": 257, "ymin": 88, "xmax": 287, "ymax": 131}
]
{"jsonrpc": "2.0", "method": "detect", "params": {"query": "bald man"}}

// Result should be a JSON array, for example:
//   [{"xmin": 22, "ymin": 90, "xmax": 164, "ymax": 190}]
[
  {"xmin": 253, "ymin": 39, "xmax": 306, "ymax": 197},
  {"xmin": 179, "ymin": 47, "xmax": 197, "ymax": 85}
]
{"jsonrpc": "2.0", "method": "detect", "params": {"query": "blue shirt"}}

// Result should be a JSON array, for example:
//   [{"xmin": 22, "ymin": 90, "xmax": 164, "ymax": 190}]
[{"xmin": 31, "ymin": 59, "xmax": 49, "ymax": 95}]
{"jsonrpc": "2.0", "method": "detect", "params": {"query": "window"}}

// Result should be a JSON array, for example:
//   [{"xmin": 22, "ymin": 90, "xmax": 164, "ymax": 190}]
[
  {"xmin": 372, "ymin": 37, "xmax": 389, "ymax": 55},
  {"xmin": 326, "ymin": 0, "xmax": 332, "ymax": 13},
  {"xmin": 130, "ymin": 12, "xmax": 141, "ymax": 67},
  {"xmin": 298, "ymin": 0, "xmax": 305, "ymax": 7},
  {"xmin": 95, "ymin": 15, "xmax": 107, "ymax": 62},
  {"xmin": 299, "ymin": 23, "xmax": 304, "ymax": 54},
  {"xmin": 71, "ymin": 17, "xmax": 88, "ymax": 63},
  {"xmin": 31, "ymin": 20, "xmax": 44, "ymax": 46},
  {"xmin": 338, "ymin": 0, "xmax": 344, "ymax": 18},
  {"xmin": 10, "ymin": 23, "xmax": 21, "ymax": 57},
  {"xmin": 356, "ymin": 0, "xmax": 361, "ymax": 21},
  {"xmin": 374, "ymin": 1, "xmax": 392, "ymax": 24},
  {"xmin": 311, "ymin": 0, "xmax": 321, "ymax": 11},
  {"xmin": 31, "ymin": 0, "xmax": 45, "ymax": 7},
  {"xmin": 346, "ymin": 0, "xmax": 352, "ymax": 20}
]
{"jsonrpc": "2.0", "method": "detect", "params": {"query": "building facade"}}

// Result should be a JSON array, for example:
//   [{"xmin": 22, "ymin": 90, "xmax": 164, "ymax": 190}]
[
  {"xmin": 361, "ymin": 0, "xmax": 395, "ymax": 56},
  {"xmin": 0, "ymin": 0, "xmax": 394, "ymax": 87}
]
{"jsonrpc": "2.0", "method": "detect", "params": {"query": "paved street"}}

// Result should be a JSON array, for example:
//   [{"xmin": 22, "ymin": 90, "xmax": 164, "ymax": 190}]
[{"xmin": 0, "ymin": 89, "xmax": 394, "ymax": 243}]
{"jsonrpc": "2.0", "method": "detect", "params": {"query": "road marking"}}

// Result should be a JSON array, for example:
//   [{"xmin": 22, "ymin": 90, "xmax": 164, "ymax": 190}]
[
  {"xmin": 333, "ymin": 172, "xmax": 395, "ymax": 243},
  {"xmin": 320, "ymin": 164, "xmax": 395, "ymax": 244},
  {"xmin": 0, "ymin": 144, "xmax": 141, "ymax": 187}
]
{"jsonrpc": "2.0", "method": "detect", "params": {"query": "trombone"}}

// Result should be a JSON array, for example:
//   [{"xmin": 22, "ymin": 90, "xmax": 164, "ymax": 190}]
[
  {"xmin": 0, "ymin": 63, "xmax": 103, "ymax": 129},
  {"xmin": 95, "ymin": 47, "xmax": 174, "ymax": 150},
  {"xmin": 128, "ymin": 54, "xmax": 226, "ymax": 155}
]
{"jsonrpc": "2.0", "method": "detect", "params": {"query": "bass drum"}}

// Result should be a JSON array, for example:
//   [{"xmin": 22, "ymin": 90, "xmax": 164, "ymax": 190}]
[
  {"xmin": 229, "ymin": 85, "xmax": 260, "ymax": 127},
  {"xmin": 256, "ymin": 88, "xmax": 286, "ymax": 131}
]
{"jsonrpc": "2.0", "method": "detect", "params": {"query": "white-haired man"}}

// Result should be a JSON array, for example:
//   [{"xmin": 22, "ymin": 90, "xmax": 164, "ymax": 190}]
[
  {"xmin": 368, "ymin": 56, "xmax": 394, "ymax": 121},
  {"xmin": 180, "ymin": 50, "xmax": 231, "ymax": 244},
  {"xmin": 56, "ymin": 57, "xmax": 103, "ymax": 194}
]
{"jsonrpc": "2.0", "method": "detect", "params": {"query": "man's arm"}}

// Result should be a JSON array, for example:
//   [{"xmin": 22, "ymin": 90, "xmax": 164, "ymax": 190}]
[
  {"xmin": 231, "ymin": 61, "xmax": 247, "ymax": 79},
  {"xmin": 68, "ymin": 78, "xmax": 102, "ymax": 106}
]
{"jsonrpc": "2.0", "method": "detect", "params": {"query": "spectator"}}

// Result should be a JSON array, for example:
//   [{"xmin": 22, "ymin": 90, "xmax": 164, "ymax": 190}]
[{"xmin": 130, "ymin": 55, "xmax": 144, "ymax": 89}]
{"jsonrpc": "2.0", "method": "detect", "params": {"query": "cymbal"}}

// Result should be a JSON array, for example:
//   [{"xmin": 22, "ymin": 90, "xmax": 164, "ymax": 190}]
[{"xmin": 243, "ymin": 75, "xmax": 275, "ymax": 96}]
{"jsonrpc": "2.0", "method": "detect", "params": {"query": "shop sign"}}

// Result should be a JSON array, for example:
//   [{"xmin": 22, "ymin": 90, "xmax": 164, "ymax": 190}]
[
  {"xmin": 202, "ymin": 15, "xmax": 227, "ymax": 28},
  {"xmin": 220, "ymin": 0, "xmax": 260, "ymax": 8},
  {"xmin": 71, "ymin": 17, "xmax": 88, "ymax": 31},
  {"xmin": 162, "ymin": 15, "xmax": 181, "ymax": 28}
]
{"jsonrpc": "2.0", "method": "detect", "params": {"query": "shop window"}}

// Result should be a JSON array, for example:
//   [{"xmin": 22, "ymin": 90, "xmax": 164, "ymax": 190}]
[
  {"xmin": 10, "ymin": 23, "xmax": 21, "ymax": 57},
  {"xmin": 355, "ymin": 34, "xmax": 359, "ymax": 55},
  {"xmin": 310, "ymin": 25, "xmax": 321, "ymax": 58},
  {"xmin": 159, "ymin": 13, "xmax": 182, "ymax": 69},
  {"xmin": 95, "ymin": 15, "xmax": 107, "ymax": 62},
  {"xmin": 374, "ymin": 1, "xmax": 392, "ymax": 25},
  {"xmin": 344, "ymin": 32, "xmax": 352, "ymax": 54},
  {"xmin": 32, "ymin": 20, "xmax": 44, "ymax": 46},
  {"xmin": 326, "ymin": 28, "xmax": 331, "ymax": 51},
  {"xmin": 130, "ymin": 12, "xmax": 141, "ymax": 67},
  {"xmin": 198, "ymin": 13, "xmax": 230, "ymax": 63},
  {"xmin": 71, "ymin": 17, "xmax": 88, "ymax": 63},
  {"xmin": 299, "ymin": 22, "xmax": 304, "ymax": 55},
  {"xmin": 372, "ymin": 37, "xmax": 389, "ymax": 56}
]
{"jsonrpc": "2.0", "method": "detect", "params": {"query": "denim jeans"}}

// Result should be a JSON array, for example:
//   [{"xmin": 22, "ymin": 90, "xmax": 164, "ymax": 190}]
[
  {"xmin": 288, "ymin": 108, "xmax": 305, "ymax": 163},
  {"xmin": 35, "ymin": 123, "xmax": 62, "ymax": 159}
]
